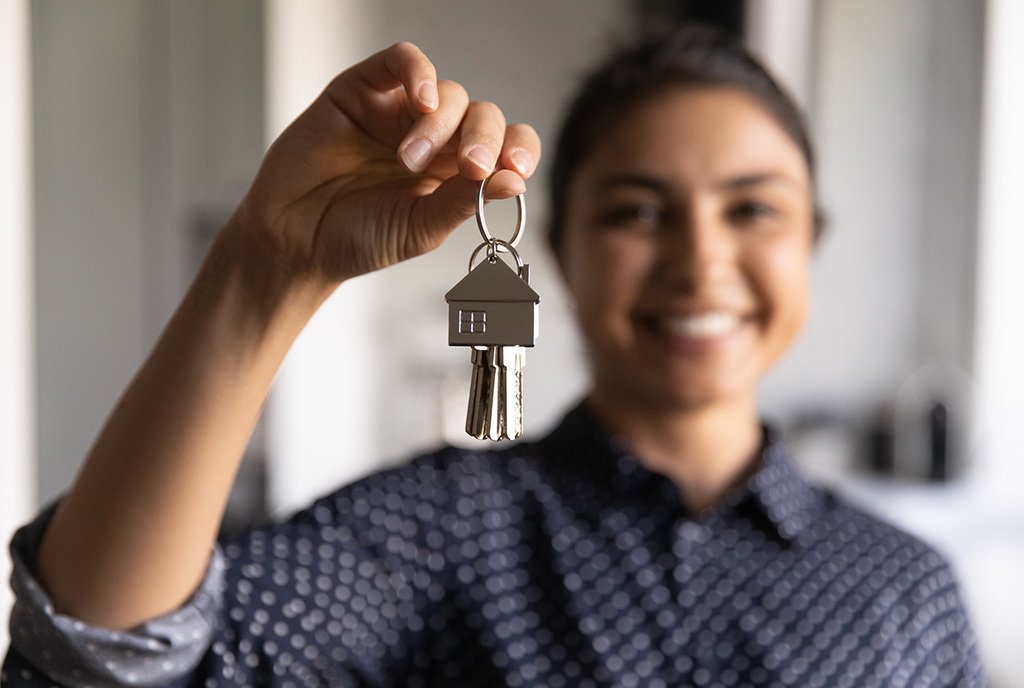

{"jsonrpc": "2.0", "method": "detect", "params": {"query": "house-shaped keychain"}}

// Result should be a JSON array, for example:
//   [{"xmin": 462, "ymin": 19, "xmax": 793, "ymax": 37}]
[{"xmin": 446, "ymin": 257, "xmax": 540, "ymax": 347}]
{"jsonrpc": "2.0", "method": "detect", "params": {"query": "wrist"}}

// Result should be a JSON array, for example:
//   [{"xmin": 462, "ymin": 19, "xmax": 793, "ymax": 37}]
[{"xmin": 202, "ymin": 210, "xmax": 338, "ymax": 339}]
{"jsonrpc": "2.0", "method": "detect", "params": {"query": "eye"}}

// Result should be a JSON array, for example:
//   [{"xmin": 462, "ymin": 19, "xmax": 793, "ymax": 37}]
[
  {"xmin": 727, "ymin": 200, "xmax": 777, "ymax": 226},
  {"xmin": 601, "ymin": 203, "xmax": 664, "ymax": 231}
]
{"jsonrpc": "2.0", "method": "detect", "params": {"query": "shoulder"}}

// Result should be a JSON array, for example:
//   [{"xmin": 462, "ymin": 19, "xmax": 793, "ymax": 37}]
[
  {"xmin": 805, "ymin": 486, "xmax": 975, "ymax": 630},
  {"xmin": 758, "ymin": 430, "xmax": 957, "ymax": 584},
  {"xmin": 816, "ymin": 488, "xmax": 952, "ymax": 571},
  {"xmin": 827, "ymin": 494, "xmax": 987, "ymax": 679}
]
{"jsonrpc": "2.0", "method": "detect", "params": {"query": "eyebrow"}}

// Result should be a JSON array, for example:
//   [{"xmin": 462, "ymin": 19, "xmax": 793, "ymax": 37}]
[
  {"xmin": 593, "ymin": 171, "xmax": 801, "ymax": 194},
  {"xmin": 593, "ymin": 174, "xmax": 670, "ymax": 194},
  {"xmin": 719, "ymin": 172, "xmax": 800, "ymax": 191}
]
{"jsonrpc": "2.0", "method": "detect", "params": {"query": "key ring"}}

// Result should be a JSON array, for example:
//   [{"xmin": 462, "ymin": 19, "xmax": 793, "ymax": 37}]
[
  {"xmin": 468, "ymin": 238, "xmax": 525, "ymax": 277},
  {"xmin": 476, "ymin": 173, "xmax": 525, "ymax": 251}
]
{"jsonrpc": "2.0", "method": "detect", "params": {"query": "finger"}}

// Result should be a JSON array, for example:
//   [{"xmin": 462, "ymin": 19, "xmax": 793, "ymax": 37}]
[
  {"xmin": 382, "ymin": 42, "xmax": 439, "ymax": 113},
  {"xmin": 456, "ymin": 101, "xmax": 507, "ymax": 180},
  {"xmin": 332, "ymin": 41, "xmax": 438, "ymax": 116},
  {"xmin": 482, "ymin": 169, "xmax": 527, "ymax": 198},
  {"xmin": 408, "ymin": 175, "xmax": 485, "ymax": 245},
  {"xmin": 498, "ymin": 123, "xmax": 542, "ymax": 179},
  {"xmin": 398, "ymin": 79, "xmax": 469, "ymax": 173}
]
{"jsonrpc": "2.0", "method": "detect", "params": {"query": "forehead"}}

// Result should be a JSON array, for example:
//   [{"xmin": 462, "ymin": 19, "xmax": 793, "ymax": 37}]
[{"xmin": 579, "ymin": 86, "xmax": 810, "ymax": 188}]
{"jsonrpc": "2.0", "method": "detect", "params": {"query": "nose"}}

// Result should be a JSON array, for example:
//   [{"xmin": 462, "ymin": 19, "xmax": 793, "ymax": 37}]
[{"xmin": 653, "ymin": 205, "xmax": 731, "ymax": 293}]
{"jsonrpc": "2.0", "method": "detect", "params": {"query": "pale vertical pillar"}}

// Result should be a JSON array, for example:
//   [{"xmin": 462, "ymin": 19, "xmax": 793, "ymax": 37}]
[
  {"xmin": 263, "ymin": 0, "xmax": 381, "ymax": 516},
  {"xmin": 974, "ymin": 0, "xmax": 1024, "ymax": 500},
  {"xmin": 970, "ymin": 1, "xmax": 1024, "ymax": 680},
  {"xmin": 0, "ymin": 0, "xmax": 37, "ymax": 650},
  {"xmin": 745, "ymin": 0, "xmax": 816, "ymax": 110}
]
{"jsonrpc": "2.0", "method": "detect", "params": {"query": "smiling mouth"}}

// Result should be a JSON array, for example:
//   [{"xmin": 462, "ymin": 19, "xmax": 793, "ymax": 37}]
[{"xmin": 658, "ymin": 312, "xmax": 746, "ymax": 338}]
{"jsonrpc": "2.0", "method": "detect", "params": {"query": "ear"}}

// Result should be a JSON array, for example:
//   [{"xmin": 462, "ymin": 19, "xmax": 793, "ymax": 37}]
[
  {"xmin": 547, "ymin": 226, "xmax": 571, "ymax": 282},
  {"xmin": 812, "ymin": 206, "xmax": 828, "ymax": 246}
]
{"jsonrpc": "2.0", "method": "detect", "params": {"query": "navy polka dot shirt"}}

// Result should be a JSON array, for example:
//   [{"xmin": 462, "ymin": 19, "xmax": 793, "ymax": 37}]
[{"xmin": 5, "ymin": 403, "xmax": 987, "ymax": 686}]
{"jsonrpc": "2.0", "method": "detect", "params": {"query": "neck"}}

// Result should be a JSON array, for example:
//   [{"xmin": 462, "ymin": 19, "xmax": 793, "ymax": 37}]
[{"xmin": 587, "ymin": 390, "xmax": 763, "ymax": 513}]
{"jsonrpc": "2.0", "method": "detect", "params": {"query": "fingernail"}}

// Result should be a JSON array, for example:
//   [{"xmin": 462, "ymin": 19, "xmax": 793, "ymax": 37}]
[
  {"xmin": 509, "ymin": 148, "xmax": 534, "ymax": 176},
  {"xmin": 466, "ymin": 145, "xmax": 495, "ymax": 174},
  {"xmin": 506, "ymin": 176, "xmax": 527, "ymax": 195},
  {"xmin": 401, "ymin": 138, "xmax": 432, "ymax": 171},
  {"xmin": 417, "ymin": 82, "xmax": 438, "ymax": 110}
]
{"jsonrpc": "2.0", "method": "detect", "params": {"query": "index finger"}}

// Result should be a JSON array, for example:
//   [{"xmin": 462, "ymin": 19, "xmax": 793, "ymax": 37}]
[{"xmin": 340, "ymin": 41, "xmax": 438, "ymax": 113}]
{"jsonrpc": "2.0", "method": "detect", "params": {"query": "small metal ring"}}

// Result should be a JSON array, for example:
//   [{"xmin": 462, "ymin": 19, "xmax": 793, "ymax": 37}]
[
  {"xmin": 468, "ymin": 238, "xmax": 524, "ymax": 275},
  {"xmin": 476, "ymin": 174, "xmax": 525, "ymax": 251}
]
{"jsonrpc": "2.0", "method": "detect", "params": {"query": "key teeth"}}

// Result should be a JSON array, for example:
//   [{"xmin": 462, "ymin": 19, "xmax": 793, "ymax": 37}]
[{"xmin": 465, "ymin": 346, "xmax": 525, "ymax": 441}]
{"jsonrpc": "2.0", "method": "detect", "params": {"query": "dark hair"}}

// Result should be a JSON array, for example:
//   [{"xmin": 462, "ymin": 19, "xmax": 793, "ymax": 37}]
[{"xmin": 547, "ymin": 25, "xmax": 822, "ymax": 252}]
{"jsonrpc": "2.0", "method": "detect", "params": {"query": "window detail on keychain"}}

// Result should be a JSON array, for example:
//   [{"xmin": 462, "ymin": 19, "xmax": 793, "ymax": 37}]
[{"xmin": 459, "ymin": 310, "xmax": 487, "ymax": 334}]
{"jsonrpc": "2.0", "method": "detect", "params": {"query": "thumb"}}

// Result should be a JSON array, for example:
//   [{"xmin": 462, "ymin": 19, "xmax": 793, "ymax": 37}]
[{"xmin": 411, "ymin": 170, "xmax": 528, "ymax": 246}]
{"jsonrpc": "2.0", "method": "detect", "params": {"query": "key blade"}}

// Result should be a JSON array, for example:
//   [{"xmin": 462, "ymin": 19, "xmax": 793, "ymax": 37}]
[
  {"xmin": 505, "ymin": 347, "xmax": 524, "ymax": 440},
  {"xmin": 466, "ymin": 347, "xmax": 494, "ymax": 440}
]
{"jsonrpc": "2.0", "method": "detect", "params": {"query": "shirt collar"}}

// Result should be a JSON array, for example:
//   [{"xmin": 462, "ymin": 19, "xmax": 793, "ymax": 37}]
[
  {"xmin": 541, "ymin": 401, "xmax": 825, "ymax": 548},
  {"xmin": 743, "ymin": 426, "xmax": 826, "ymax": 548}
]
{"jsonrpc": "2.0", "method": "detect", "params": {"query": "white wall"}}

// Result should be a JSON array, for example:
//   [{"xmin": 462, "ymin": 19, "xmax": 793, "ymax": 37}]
[
  {"xmin": 31, "ymin": 0, "xmax": 266, "ymax": 506},
  {"xmin": 761, "ymin": 0, "xmax": 938, "ymax": 421},
  {"xmin": 32, "ymin": 2, "xmax": 149, "ymax": 505},
  {"xmin": 745, "ymin": 0, "xmax": 816, "ymax": 110},
  {"xmin": 975, "ymin": 0, "xmax": 1024, "ymax": 509},
  {"xmin": 0, "ymin": 0, "xmax": 37, "ymax": 653},
  {"xmin": 970, "ymin": 2, "xmax": 1024, "ymax": 681}
]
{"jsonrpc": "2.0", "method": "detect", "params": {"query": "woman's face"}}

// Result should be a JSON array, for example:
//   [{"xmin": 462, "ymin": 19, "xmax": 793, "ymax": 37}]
[{"xmin": 558, "ymin": 86, "xmax": 815, "ymax": 413}]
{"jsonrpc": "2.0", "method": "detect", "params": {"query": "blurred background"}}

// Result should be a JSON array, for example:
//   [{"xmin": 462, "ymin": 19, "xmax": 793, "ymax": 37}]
[{"xmin": 2, "ymin": 0, "xmax": 1021, "ymax": 683}]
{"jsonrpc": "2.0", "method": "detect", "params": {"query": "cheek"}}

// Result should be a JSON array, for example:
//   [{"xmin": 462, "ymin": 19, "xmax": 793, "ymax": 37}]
[
  {"xmin": 759, "ymin": 242, "xmax": 812, "ymax": 331},
  {"xmin": 564, "ymin": 234, "xmax": 651, "ymax": 303},
  {"xmin": 589, "ymin": 245, "xmax": 654, "ymax": 326}
]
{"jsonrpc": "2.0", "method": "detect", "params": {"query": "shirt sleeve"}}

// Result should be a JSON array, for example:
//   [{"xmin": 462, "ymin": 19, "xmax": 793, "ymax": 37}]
[{"xmin": 3, "ymin": 502, "xmax": 227, "ymax": 687}]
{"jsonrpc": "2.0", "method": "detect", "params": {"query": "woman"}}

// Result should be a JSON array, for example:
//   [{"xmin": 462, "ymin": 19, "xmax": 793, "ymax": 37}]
[{"xmin": 5, "ymin": 27, "xmax": 985, "ymax": 687}]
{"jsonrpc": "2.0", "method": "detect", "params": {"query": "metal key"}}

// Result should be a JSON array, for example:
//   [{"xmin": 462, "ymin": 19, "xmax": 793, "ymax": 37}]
[
  {"xmin": 464, "ymin": 343, "xmax": 525, "ymax": 440},
  {"xmin": 445, "ymin": 178, "xmax": 538, "ymax": 441}
]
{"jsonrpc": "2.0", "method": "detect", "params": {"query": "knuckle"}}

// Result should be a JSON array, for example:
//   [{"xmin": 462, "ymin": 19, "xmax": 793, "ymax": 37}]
[
  {"xmin": 472, "ymin": 100, "xmax": 501, "ymax": 115},
  {"xmin": 507, "ymin": 122, "xmax": 541, "ymax": 147},
  {"xmin": 438, "ymin": 79, "xmax": 468, "ymax": 104},
  {"xmin": 508, "ymin": 122, "xmax": 539, "ymax": 138},
  {"xmin": 389, "ymin": 40, "xmax": 418, "ymax": 57},
  {"xmin": 468, "ymin": 101, "xmax": 506, "ymax": 134},
  {"xmin": 387, "ymin": 42, "xmax": 432, "ymax": 76}
]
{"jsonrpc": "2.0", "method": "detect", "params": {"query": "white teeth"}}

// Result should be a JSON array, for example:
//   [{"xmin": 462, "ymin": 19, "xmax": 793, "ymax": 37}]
[{"xmin": 663, "ymin": 312, "xmax": 741, "ymax": 338}]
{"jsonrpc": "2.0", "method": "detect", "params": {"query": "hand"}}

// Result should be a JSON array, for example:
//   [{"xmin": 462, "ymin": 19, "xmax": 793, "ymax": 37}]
[{"xmin": 230, "ymin": 41, "xmax": 541, "ymax": 285}]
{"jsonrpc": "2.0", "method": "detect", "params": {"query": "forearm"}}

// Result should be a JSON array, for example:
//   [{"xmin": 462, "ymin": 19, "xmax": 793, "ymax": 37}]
[{"xmin": 36, "ymin": 221, "xmax": 334, "ymax": 630}]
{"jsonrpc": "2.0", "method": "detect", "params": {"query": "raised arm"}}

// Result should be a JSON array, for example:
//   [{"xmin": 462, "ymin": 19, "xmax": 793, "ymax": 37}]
[{"xmin": 34, "ymin": 42, "xmax": 540, "ymax": 630}]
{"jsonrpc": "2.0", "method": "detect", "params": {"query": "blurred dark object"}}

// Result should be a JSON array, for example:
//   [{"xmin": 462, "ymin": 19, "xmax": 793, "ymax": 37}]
[
  {"xmin": 928, "ymin": 401, "xmax": 949, "ymax": 482},
  {"xmin": 868, "ymin": 405, "xmax": 895, "ymax": 474},
  {"xmin": 870, "ymin": 364, "xmax": 973, "ymax": 483},
  {"xmin": 635, "ymin": 0, "xmax": 745, "ymax": 36}
]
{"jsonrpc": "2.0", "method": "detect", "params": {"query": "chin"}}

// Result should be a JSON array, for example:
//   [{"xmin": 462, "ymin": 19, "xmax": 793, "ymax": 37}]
[
  {"xmin": 614, "ymin": 373, "xmax": 752, "ymax": 415},
  {"xmin": 588, "ymin": 343, "xmax": 761, "ymax": 413}
]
